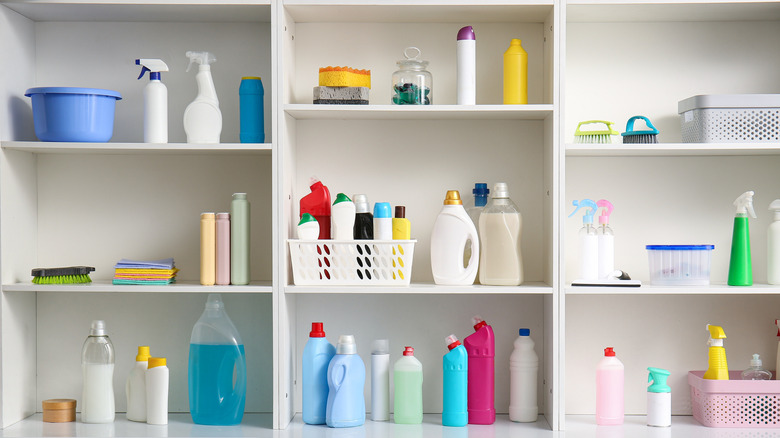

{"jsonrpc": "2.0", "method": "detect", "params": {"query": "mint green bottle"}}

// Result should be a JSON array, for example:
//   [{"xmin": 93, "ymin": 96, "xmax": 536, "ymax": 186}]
[
  {"xmin": 394, "ymin": 346, "xmax": 423, "ymax": 424},
  {"xmin": 231, "ymin": 193, "xmax": 250, "ymax": 285},
  {"xmin": 728, "ymin": 191, "xmax": 756, "ymax": 286}
]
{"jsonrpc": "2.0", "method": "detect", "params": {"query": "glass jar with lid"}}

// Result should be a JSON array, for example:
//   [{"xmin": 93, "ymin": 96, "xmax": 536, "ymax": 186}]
[{"xmin": 392, "ymin": 47, "xmax": 432, "ymax": 105}]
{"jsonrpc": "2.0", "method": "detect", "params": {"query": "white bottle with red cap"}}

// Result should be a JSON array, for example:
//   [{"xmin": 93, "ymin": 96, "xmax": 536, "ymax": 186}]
[
  {"xmin": 596, "ymin": 347, "xmax": 624, "ymax": 425},
  {"xmin": 393, "ymin": 346, "xmax": 423, "ymax": 424}
]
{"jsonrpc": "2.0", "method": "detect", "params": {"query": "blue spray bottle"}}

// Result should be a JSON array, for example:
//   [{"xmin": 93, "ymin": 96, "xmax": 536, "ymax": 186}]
[
  {"xmin": 568, "ymin": 199, "xmax": 598, "ymax": 281},
  {"xmin": 442, "ymin": 334, "xmax": 468, "ymax": 427},
  {"xmin": 326, "ymin": 335, "xmax": 366, "ymax": 428},
  {"xmin": 302, "ymin": 322, "xmax": 336, "ymax": 425}
]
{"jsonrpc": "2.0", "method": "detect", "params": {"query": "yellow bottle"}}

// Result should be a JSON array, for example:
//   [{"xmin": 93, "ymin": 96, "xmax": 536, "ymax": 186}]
[
  {"xmin": 703, "ymin": 324, "xmax": 729, "ymax": 380},
  {"xmin": 392, "ymin": 206, "xmax": 411, "ymax": 240},
  {"xmin": 503, "ymin": 39, "xmax": 528, "ymax": 105}
]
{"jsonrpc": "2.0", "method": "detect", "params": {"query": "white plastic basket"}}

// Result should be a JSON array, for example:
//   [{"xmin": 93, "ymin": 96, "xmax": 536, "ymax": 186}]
[
  {"xmin": 678, "ymin": 94, "xmax": 780, "ymax": 143},
  {"xmin": 288, "ymin": 239, "xmax": 416, "ymax": 286}
]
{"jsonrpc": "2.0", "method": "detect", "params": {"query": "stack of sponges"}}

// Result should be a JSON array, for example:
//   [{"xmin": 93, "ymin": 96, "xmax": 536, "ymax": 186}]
[
  {"xmin": 113, "ymin": 258, "xmax": 178, "ymax": 285},
  {"xmin": 314, "ymin": 66, "xmax": 370, "ymax": 105}
]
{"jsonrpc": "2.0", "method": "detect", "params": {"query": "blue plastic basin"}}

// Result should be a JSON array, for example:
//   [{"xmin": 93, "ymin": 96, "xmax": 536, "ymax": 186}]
[{"xmin": 25, "ymin": 87, "xmax": 122, "ymax": 142}]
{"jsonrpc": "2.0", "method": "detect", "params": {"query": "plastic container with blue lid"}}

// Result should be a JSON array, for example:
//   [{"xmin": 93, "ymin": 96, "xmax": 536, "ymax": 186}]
[
  {"xmin": 25, "ymin": 87, "xmax": 122, "ymax": 142},
  {"xmin": 646, "ymin": 244, "xmax": 714, "ymax": 286}
]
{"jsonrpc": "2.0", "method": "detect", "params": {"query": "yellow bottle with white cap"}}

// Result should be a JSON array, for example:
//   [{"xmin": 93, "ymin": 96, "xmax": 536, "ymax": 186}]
[{"xmin": 704, "ymin": 324, "xmax": 729, "ymax": 380}]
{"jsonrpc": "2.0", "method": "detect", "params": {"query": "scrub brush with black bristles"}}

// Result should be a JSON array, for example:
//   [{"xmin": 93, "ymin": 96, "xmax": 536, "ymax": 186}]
[
  {"xmin": 574, "ymin": 120, "xmax": 619, "ymax": 144},
  {"xmin": 621, "ymin": 115, "xmax": 659, "ymax": 144},
  {"xmin": 31, "ymin": 266, "xmax": 95, "ymax": 284}
]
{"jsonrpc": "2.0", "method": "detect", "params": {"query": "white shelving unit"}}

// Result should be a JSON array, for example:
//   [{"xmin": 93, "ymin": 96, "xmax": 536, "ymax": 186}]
[{"xmin": 1, "ymin": 0, "xmax": 779, "ymax": 436}]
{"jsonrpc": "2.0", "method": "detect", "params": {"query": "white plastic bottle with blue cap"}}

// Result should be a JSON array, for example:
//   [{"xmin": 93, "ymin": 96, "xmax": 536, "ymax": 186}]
[
  {"xmin": 569, "ymin": 199, "xmax": 598, "ymax": 281},
  {"xmin": 509, "ymin": 328, "xmax": 538, "ymax": 422},
  {"xmin": 646, "ymin": 367, "xmax": 671, "ymax": 427},
  {"xmin": 373, "ymin": 202, "xmax": 393, "ymax": 240},
  {"xmin": 136, "ymin": 59, "xmax": 169, "ymax": 143}
]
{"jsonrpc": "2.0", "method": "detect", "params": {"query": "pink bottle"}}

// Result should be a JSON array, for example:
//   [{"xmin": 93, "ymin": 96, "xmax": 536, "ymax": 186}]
[
  {"xmin": 596, "ymin": 347, "xmax": 624, "ymax": 425},
  {"xmin": 464, "ymin": 315, "xmax": 495, "ymax": 424},
  {"xmin": 215, "ymin": 213, "xmax": 231, "ymax": 285}
]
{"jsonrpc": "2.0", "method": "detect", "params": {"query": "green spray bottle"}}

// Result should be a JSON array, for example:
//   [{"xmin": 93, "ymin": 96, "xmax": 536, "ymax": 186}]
[{"xmin": 728, "ymin": 191, "xmax": 756, "ymax": 286}]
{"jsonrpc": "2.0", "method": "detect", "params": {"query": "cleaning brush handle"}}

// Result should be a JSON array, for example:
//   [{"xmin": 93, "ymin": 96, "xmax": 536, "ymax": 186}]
[
  {"xmin": 574, "ymin": 120, "xmax": 618, "ymax": 135},
  {"xmin": 624, "ymin": 115, "xmax": 659, "ymax": 134}
]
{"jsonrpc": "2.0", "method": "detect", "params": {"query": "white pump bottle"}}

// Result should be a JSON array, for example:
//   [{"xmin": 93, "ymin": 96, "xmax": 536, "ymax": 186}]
[
  {"xmin": 768, "ymin": 200, "xmax": 780, "ymax": 285},
  {"xmin": 136, "ymin": 59, "xmax": 169, "ymax": 143},
  {"xmin": 184, "ymin": 51, "xmax": 222, "ymax": 143}
]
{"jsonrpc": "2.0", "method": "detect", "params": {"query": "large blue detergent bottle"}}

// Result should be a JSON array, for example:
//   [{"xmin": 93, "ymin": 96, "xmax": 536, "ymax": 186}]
[
  {"xmin": 302, "ymin": 322, "xmax": 336, "ymax": 424},
  {"xmin": 188, "ymin": 293, "xmax": 247, "ymax": 425},
  {"xmin": 326, "ymin": 335, "xmax": 366, "ymax": 428},
  {"xmin": 442, "ymin": 334, "xmax": 468, "ymax": 427}
]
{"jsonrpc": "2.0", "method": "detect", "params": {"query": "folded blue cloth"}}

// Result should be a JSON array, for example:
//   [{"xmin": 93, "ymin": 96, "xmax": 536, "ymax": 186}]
[{"xmin": 114, "ymin": 258, "xmax": 175, "ymax": 270}]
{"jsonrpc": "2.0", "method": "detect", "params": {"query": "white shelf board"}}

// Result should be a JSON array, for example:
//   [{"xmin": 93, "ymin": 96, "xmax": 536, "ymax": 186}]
[
  {"xmin": 284, "ymin": 1, "xmax": 553, "ymax": 23},
  {"xmin": 286, "ymin": 281, "xmax": 552, "ymax": 294},
  {"xmin": 567, "ymin": 1, "xmax": 780, "ymax": 23},
  {"xmin": 284, "ymin": 104, "xmax": 554, "ymax": 121},
  {"xmin": 566, "ymin": 414, "xmax": 759, "ymax": 437},
  {"xmin": 3, "ymin": 280, "xmax": 272, "ymax": 293},
  {"xmin": 0, "ymin": 413, "xmax": 273, "ymax": 437},
  {"xmin": 565, "ymin": 142, "xmax": 780, "ymax": 157},
  {"xmin": 0, "ymin": 1, "xmax": 271, "ymax": 22},
  {"xmin": 1, "ymin": 141, "xmax": 272, "ymax": 155},
  {"xmin": 284, "ymin": 414, "xmax": 553, "ymax": 436},
  {"xmin": 566, "ymin": 283, "xmax": 780, "ymax": 295}
]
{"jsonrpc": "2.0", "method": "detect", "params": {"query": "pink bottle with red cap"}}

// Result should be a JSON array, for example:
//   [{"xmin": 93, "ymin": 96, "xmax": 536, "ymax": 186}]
[
  {"xmin": 596, "ymin": 347, "xmax": 624, "ymax": 425},
  {"xmin": 463, "ymin": 316, "xmax": 495, "ymax": 424}
]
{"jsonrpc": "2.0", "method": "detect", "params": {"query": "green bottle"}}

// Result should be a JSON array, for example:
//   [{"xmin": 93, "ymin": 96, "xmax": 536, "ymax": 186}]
[
  {"xmin": 231, "ymin": 193, "xmax": 250, "ymax": 285},
  {"xmin": 393, "ymin": 346, "xmax": 423, "ymax": 424},
  {"xmin": 728, "ymin": 191, "xmax": 756, "ymax": 286}
]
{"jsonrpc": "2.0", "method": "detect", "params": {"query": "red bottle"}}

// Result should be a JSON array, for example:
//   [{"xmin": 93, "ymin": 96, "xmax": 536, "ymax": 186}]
[{"xmin": 300, "ymin": 179, "xmax": 331, "ymax": 239}]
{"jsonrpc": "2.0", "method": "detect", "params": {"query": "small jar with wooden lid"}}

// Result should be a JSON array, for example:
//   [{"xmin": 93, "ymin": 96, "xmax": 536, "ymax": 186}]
[{"xmin": 42, "ymin": 399, "xmax": 76, "ymax": 423}]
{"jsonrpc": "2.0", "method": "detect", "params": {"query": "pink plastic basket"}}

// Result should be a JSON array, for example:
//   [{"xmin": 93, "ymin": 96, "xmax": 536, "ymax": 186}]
[{"xmin": 688, "ymin": 371, "xmax": 780, "ymax": 427}]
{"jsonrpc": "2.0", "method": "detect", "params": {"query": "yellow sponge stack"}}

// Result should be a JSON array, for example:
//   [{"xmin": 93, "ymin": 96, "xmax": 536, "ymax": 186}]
[{"xmin": 319, "ymin": 66, "xmax": 371, "ymax": 89}]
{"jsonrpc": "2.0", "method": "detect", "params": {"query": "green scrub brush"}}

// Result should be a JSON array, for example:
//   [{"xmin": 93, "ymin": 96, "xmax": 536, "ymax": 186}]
[
  {"xmin": 621, "ymin": 115, "xmax": 659, "ymax": 144},
  {"xmin": 574, "ymin": 120, "xmax": 619, "ymax": 144},
  {"xmin": 31, "ymin": 266, "xmax": 95, "ymax": 284}
]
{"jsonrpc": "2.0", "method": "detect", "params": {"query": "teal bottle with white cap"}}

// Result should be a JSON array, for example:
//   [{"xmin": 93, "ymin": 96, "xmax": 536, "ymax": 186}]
[{"xmin": 646, "ymin": 367, "xmax": 671, "ymax": 427}]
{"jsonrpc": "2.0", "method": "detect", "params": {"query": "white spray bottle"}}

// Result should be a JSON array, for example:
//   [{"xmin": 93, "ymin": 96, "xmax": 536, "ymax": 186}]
[
  {"xmin": 596, "ymin": 199, "xmax": 614, "ymax": 280},
  {"xmin": 568, "ymin": 199, "xmax": 598, "ymax": 281},
  {"xmin": 184, "ymin": 51, "xmax": 222, "ymax": 143},
  {"xmin": 768, "ymin": 200, "xmax": 780, "ymax": 285},
  {"xmin": 135, "ymin": 59, "xmax": 169, "ymax": 143}
]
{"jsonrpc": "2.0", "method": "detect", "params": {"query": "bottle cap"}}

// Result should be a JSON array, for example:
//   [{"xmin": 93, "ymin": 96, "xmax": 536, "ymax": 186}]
[
  {"xmin": 241, "ymin": 76, "xmax": 262, "ymax": 80},
  {"xmin": 374, "ymin": 202, "xmax": 392, "ymax": 218},
  {"xmin": 148, "ymin": 357, "xmax": 167, "ymax": 368},
  {"xmin": 216, "ymin": 212, "xmax": 230, "ymax": 220},
  {"xmin": 205, "ymin": 293, "xmax": 224, "ymax": 310},
  {"xmin": 403, "ymin": 346, "xmax": 415, "ymax": 356},
  {"xmin": 395, "ymin": 206, "xmax": 406, "ymax": 218},
  {"xmin": 309, "ymin": 322, "xmax": 325, "ymax": 337},
  {"xmin": 298, "ymin": 213, "xmax": 318, "ymax": 225},
  {"xmin": 446, "ymin": 334, "xmax": 461, "ymax": 350},
  {"xmin": 604, "ymin": 347, "xmax": 616, "ymax": 357},
  {"xmin": 136, "ymin": 346, "xmax": 151, "ymax": 361},
  {"xmin": 353, "ymin": 194, "xmax": 370, "ymax": 213},
  {"xmin": 493, "ymin": 182, "xmax": 509, "ymax": 198},
  {"xmin": 444, "ymin": 190, "xmax": 463, "ymax": 205},
  {"xmin": 472, "ymin": 315, "xmax": 487, "ymax": 331},
  {"xmin": 372, "ymin": 339, "xmax": 389, "ymax": 355},
  {"xmin": 519, "ymin": 328, "xmax": 530, "ymax": 336},
  {"xmin": 333, "ymin": 193, "xmax": 352, "ymax": 205},
  {"xmin": 201, "ymin": 212, "xmax": 215, "ymax": 219},
  {"xmin": 233, "ymin": 193, "xmax": 247, "ymax": 200},
  {"xmin": 337, "ymin": 335, "xmax": 357, "ymax": 354},
  {"xmin": 473, "ymin": 183, "xmax": 489, "ymax": 207},
  {"xmin": 90, "ymin": 320, "xmax": 107, "ymax": 336},
  {"xmin": 457, "ymin": 26, "xmax": 475, "ymax": 41},
  {"xmin": 647, "ymin": 367, "xmax": 671, "ymax": 393},
  {"xmin": 751, "ymin": 353, "xmax": 763, "ymax": 367}
]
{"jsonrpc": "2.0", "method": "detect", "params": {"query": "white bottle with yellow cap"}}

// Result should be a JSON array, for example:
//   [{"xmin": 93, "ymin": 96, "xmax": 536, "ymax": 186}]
[
  {"xmin": 126, "ymin": 346, "xmax": 151, "ymax": 422},
  {"xmin": 146, "ymin": 357, "xmax": 169, "ymax": 425},
  {"xmin": 430, "ymin": 190, "xmax": 479, "ymax": 285}
]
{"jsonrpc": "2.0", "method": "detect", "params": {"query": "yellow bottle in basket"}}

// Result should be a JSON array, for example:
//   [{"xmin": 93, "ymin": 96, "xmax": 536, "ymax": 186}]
[{"xmin": 704, "ymin": 324, "xmax": 729, "ymax": 380}]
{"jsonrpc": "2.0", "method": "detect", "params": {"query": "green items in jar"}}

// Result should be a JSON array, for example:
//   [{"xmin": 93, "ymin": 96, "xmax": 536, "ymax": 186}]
[{"xmin": 392, "ymin": 47, "xmax": 432, "ymax": 105}]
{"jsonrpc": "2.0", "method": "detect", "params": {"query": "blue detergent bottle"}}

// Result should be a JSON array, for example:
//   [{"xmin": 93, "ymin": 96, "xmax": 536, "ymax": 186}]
[
  {"xmin": 188, "ymin": 294, "xmax": 247, "ymax": 425},
  {"xmin": 302, "ymin": 322, "xmax": 336, "ymax": 424},
  {"xmin": 326, "ymin": 335, "xmax": 366, "ymax": 428},
  {"xmin": 442, "ymin": 334, "xmax": 468, "ymax": 427}
]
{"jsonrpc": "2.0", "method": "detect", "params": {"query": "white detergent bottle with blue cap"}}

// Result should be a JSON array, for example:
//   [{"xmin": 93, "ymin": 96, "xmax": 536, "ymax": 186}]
[
  {"xmin": 596, "ymin": 199, "xmax": 614, "ymax": 280},
  {"xmin": 569, "ymin": 199, "xmax": 598, "ymax": 281},
  {"xmin": 184, "ymin": 51, "xmax": 221, "ymax": 143},
  {"xmin": 136, "ymin": 59, "xmax": 169, "ymax": 143}
]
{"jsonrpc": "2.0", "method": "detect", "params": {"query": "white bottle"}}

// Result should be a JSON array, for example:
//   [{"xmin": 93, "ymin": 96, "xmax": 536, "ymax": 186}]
[
  {"xmin": 81, "ymin": 320, "xmax": 115, "ymax": 424},
  {"xmin": 373, "ymin": 202, "xmax": 393, "ymax": 240},
  {"xmin": 479, "ymin": 182, "xmax": 523, "ymax": 285},
  {"xmin": 768, "ymin": 199, "xmax": 780, "ymax": 284},
  {"xmin": 125, "ymin": 345, "xmax": 151, "ymax": 422},
  {"xmin": 509, "ymin": 328, "xmax": 538, "ymax": 422},
  {"xmin": 135, "ymin": 59, "xmax": 169, "ymax": 143},
  {"xmin": 331, "ymin": 193, "xmax": 356, "ymax": 240},
  {"xmin": 456, "ymin": 26, "xmax": 476, "ymax": 105},
  {"xmin": 431, "ymin": 190, "xmax": 479, "ymax": 285},
  {"xmin": 184, "ymin": 51, "xmax": 222, "ymax": 143},
  {"xmin": 297, "ymin": 213, "xmax": 320, "ymax": 240},
  {"xmin": 146, "ymin": 357, "xmax": 169, "ymax": 425},
  {"xmin": 569, "ymin": 199, "xmax": 598, "ymax": 281},
  {"xmin": 596, "ymin": 199, "xmax": 614, "ymax": 280},
  {"xmin": 370, "ymin": 339, "xmax": 390, "ymax": 421},
  {"xmin": 646, "ymin": 367, "xmax": 671, "ymax": 427}
]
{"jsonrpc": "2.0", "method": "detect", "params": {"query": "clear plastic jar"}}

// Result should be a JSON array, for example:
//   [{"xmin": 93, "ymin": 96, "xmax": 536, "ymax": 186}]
[{"xmin": 392, "ymin": 47, "xmax": 432, "ymax": 105}]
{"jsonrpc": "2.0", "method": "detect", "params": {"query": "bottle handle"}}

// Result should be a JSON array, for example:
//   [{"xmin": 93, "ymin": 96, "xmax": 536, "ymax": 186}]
[{"xmin": 330, "ymin": 363, "xmax": 347, "ymax": 391}]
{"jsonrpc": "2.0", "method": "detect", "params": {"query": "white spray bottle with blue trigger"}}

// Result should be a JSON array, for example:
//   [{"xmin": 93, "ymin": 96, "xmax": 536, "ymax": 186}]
[
  {"xmin": 569, "ymin": 199, "xmax": 598, "ymax": 281},
  {"xmin": 184, "ymin": 51, "xmax": 222, "ymax": 144},
  {"xmin": 136, "ymin": 59, "xmax": 169, "ymax": 143}
]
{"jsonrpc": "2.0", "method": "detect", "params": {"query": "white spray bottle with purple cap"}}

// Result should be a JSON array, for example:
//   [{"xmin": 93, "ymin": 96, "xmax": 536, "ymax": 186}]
[{"xmin": 457, "ymin": 26, "xmax": 476, "ymax": 105}]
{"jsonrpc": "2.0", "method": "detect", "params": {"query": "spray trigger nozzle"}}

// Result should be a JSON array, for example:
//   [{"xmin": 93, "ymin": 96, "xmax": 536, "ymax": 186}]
[
  {"xmin": 568, "ymin": 199, "xmax": 598, "ymax": 225},
  {"xmin": 706, "ymin": 324, "xmax": 726, "ymax": 347},
  {"xmin": 135, "ymin": 59, "xmax": 169, "ymax": 80},
  {"xmin": 186, "ymin": 51, "xmax": 217, "ymax": 72},
  {"xmin": 597, "ymin": 199, "xmax": 613, "ymax": 225},
  {"xmin": 734, "ymin": 191, "xmax": 757, "ymax": 218}
]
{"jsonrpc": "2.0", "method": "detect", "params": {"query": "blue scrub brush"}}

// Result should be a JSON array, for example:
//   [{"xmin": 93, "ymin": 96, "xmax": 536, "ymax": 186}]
[{"xmin": 621, "ymin": 115, "xmax": 659, "ymax": 144}]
